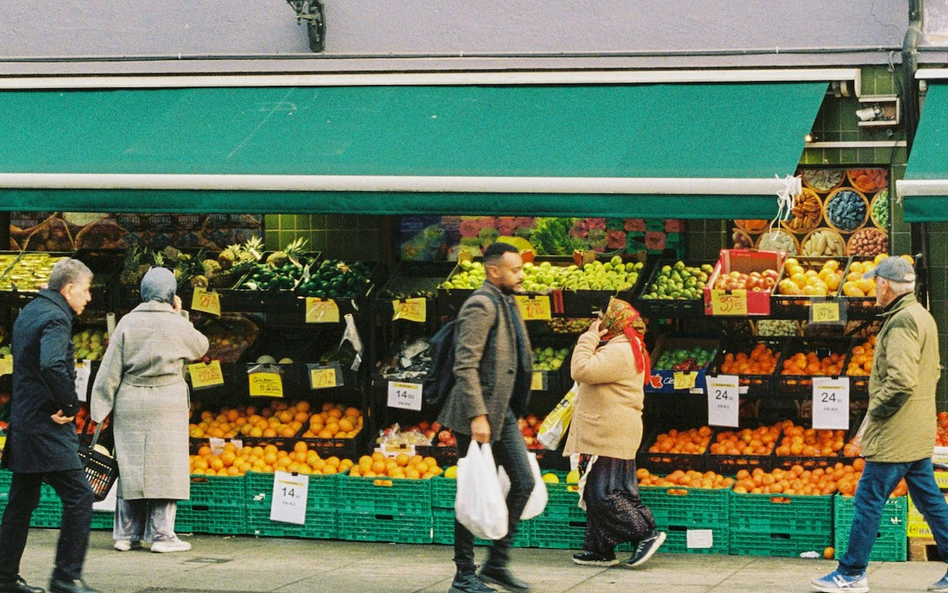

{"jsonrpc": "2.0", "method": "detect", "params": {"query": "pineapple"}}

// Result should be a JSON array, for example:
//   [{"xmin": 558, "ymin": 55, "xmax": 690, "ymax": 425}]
[
  {"xmin": 218, "ymin": 246, "xmax": 237, "ymax": 270},
  {"xmin": 267, "ymin": 237, "xmax": 307, "ymax": 268}
]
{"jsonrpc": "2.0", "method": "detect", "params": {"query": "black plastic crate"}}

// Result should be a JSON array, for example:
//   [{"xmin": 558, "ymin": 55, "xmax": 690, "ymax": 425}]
[
  {"xmin": 634, "ymin": 259, "xmax": 716, "ymax": 319},
  {"xmin": 706, "ymin": 423, "xmax": 781, "ymax": 475},
  {"xmin": 769, "ymin": 256, "xmax": 848, "ymax": 318},
  {"xmin": 707, "ymin": 337, "xmax": 785, "ymax": 398},
  {"xmin": 774, "ymin": 338, "xmax": 854, "ymax": 396},
  {"xmin": 637, "ymin": 426, "xmax": 710, "ymax": 474}
]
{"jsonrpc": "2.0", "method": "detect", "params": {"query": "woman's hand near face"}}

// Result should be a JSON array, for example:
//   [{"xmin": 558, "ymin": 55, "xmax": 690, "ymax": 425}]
[{"xmin": 585, "ymin": 319, "xmax": 608, "ymax": 339}]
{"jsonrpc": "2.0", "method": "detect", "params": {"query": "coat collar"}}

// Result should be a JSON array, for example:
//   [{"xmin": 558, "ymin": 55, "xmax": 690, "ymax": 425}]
[
  {"xmin": 479, "ymin": 280, "xmax": 511, "ymax": 301},
  {"xmin": 880, "ymin": 292, "xmax": 917, "ymax": 318},
  {"xmin": 37, "ymin": 288, "xmax": 75, "ymax": 319},
  {"xmin": 133, "ymin": 300, "xmax": 177, "ymax": 314}
]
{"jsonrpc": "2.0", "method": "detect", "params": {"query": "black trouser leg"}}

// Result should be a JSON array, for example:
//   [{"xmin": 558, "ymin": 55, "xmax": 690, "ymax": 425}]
[
  {"xmin": 488, "ymin": 409, "xmax": 535, "ymax": 567},
  {"xmin": 453, "ymin": 430, "xmax": 476, "ymax": 573},
  {"xmin": 45, "ymin": 469, "xmax": 94, "ymax": 582},
  {"xmin": 0, "ymin": 472, "xmax": 43, "ymax": 583}
]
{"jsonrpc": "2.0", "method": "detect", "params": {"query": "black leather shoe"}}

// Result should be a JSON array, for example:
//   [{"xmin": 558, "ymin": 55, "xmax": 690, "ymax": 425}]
[
  {"xmin": 448, "ymin": 571, "xmax": 496, "ymax": 593},
  {"xmin": 478, "ymin": 565, "xmax": 531, "ymax": 593},
  {"xmin": 47, "ymin": 579, "xmax": 101, "ymax": 593},
  {"xmin": 0, "ymin": 576, "xmax": 45, "ymax": 593}
]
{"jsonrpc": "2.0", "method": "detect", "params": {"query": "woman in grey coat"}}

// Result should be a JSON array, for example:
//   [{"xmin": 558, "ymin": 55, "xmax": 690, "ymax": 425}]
[{"xmin": 91, "ymin": 268, "xmax": 209, "ymax": 553}]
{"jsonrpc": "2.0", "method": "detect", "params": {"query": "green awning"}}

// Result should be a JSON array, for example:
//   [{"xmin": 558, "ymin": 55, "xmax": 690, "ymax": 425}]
[
  {"xmin": 899, "ymin": 83, "xmax": 948, "ymax": 222},
  {"xmin": 0, "ymin": 82, "xmax": 826, "ymax": 217}
]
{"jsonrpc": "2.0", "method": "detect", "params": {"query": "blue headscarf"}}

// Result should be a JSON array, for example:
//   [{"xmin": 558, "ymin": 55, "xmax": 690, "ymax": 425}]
[{"xmin": 140, "ymin": 267, "xmax": 176, "ymax": 305}]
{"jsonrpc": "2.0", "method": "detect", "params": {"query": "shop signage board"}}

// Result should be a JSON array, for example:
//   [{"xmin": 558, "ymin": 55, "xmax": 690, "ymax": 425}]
[
  {"xmin": 270, "ymin": 471, "xmax": 309, "ymax": 525},
  {"xmin": 74, "ymin": 361, "xmax": 91, "ymax": 402},
  {"xmin": 706, "ymin": 375, "xmax": 739, "ymax": 427},
  {"xmin": 305, "ymin": 298, "xmax": 340, "ymax": 323},
  {"xmin": 392, "ymin": 298, "xmax": 426, "ymax": 323},
  {"xmin": 387, "ymin": 381, "xmax": 423, "ymax": 411},
  {"xmin": 191, "ymin": 287, "xmax": 221, "ymax": 316},
  {"xmin": 188, "ymin": 361, "xmax": 225, "ymax": 390},
  {"xmin": 812, "ymin": 377, "xmax": 850, "ymax": 429}
]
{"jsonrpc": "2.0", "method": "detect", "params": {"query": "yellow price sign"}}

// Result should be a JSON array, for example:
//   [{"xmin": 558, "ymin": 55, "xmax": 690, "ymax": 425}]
[
  {"xmin": 0, "ymin": 435, "xmax": 5, "ymax": 451},
  {"xmin": 249, "ymin": 371, "xmax": 284, "ymax": 397},
  {"xmin": 188, "ymin": 360, "xmax": 225, "ymax": 389},
  {"xmin": 305, "ymin": 298, "xmax": 340, "ymax": 323},
  {"xmin": 515, "ymin": 295, "xmax": 552, "ymax": 320},
  {"xmin": 310, "ymin": 367, "xmax": 338, "ymax": 390},
  {"xmin": 811, "ymin": 301, "xmax": 841, "ymax": 323},
  {"xmin": 191, "ymin": 287, "xmax": 221, "ymax": 316},
  {"xmin": 709, "ymin": 290, "xmax": 748, "ymax": 316},
  {"xmin": 0, "ymin": 356, "xmax": 12, "ymax": 377},
  {"xmin": 392, "ymin": 297, "xmax": 427, "ymax": 323},
  {"xmin": 531, "ymin": 371, "xmax": 546, "ymax": 391},
  {"xmin": 673, "ymin": 372, "xmax": 697, "ymax": 390}
]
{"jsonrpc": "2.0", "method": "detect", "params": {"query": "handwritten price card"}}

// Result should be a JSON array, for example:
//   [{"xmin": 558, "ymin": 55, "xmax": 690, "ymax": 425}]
[
  {"xmin": 709, "ymin": 290, "xmax": 748, "ymax": 316},
  {"xmin": 191, "ymin": 287, "xmax": 221, "ymax": 316},
  {"xmin": 810, "ymin": 301, "xmax": 842, "ymax": 324},
  {"xmin": 0, "ymin": 357, "xmax": 12, "ymax": 377},
  {"xmin": 249, "ymin": 370, "xmax": 284, "ymax": 398},
  {"xmin": 392, "ymin": 298, "xmax": 427, "ymax": 323},
  {"xmin": 515, "ymin": 295, "xmax": 552, "ymax": 320},
  {"xmin": 188, "ymin": 361, "xmax": 225, "ymax": 390},
  {"xmin": 308, "ymin": 365, "xmax": 339, "ymax": 390},
  {"xmin": 305, "ymin": 298, "xmax": 340, "ymax": 323}
]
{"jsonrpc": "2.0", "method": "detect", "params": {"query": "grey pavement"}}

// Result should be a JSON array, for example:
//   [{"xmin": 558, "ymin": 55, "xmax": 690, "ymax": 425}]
[{"xmin": 11, "ymin": 529, "xmax": 948, "ymax": 593}]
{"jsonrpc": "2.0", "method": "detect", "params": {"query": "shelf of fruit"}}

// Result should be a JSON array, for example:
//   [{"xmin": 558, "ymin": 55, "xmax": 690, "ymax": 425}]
[
  {"xmin": 645, "ymin": 334, "xmax": 719, "ymax": 394},
  {"xmin": 0, "ymin": 252, "xmax": 70, "ymax": 305},
  {"xmin": 636, "ymin": 260, "xmax": 715, "ymax": 318},
  {"xmin": 373, "ymin": 261, "xmax": 456, "ymax": 327}
]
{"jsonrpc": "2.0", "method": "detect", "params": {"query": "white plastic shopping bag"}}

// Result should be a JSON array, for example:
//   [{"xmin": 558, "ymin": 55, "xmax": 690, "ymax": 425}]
[
  {"xmin": 455, "ymin": 441, "xmax": 509, "ymax": 541},
  {"xmin": 496, "ymin": 452, "xmax": 547, "ymax": 521}
]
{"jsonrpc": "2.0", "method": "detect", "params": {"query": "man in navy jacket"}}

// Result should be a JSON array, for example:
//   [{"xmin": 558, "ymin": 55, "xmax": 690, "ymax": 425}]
[{"xmin": 0, "ymin": 259, "xmax": 101, "ymax": 593}]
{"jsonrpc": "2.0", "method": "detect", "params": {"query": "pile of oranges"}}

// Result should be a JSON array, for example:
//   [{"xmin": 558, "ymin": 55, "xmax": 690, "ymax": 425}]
[
  {"xmin": 646, "ymin": 426, "xmax": 712, "ymax": 455},
  {"xmin": 845, "ymin": 337, "xmax": 875, "ymax": 377},
  {"xmin": 732, "ymin": 461, "xmax": 907, "ymax": 499},
  {"xmin": 776, "ymin": 258, "xmax": 843, "ymax": 297},
  {"xmin": 709, "ymin": 425, "xmax": 780, "ymax": 456},
  {"xmin": 937, "ymin": 412, "xmax": 948, "ymax": 446},
  {"xmin": 774, "ymin": 421, "xmax": 845, "ymax": 457},
  {"xmin": 348, "ymin": 451, "xmax": 443, "ymax": 480},
  {"xmin": 637, "ymin": 468, "xmax": 735, "ymax": 490},
  {"xmin": 780, "ymin": 349, "xmax": 846, "ymax": 376},
  {"xmin": 719, "ymin": 343, "xmax": 778, "ymax": 375},
  {"xmin": 188, "ymin": 401, "xmax": 362, "ymax": 440},
  {"xmin": 189, "ymin": 441, "xmax": 354, "ymax": 477},
  {"xmin": 300, "ymin": 403, "xmax": 364, "ymax": 439}
]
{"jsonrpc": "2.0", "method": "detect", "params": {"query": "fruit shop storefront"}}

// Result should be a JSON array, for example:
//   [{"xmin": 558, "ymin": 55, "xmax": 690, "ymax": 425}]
[{"xmin": 0, "ymin": 69, "xmax": 920, "ymax": 558}]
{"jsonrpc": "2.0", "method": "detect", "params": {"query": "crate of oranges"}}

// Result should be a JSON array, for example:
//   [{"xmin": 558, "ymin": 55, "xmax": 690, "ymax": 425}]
[
  {"xmin": 772, "ymin": 420, "xmax": 852, "ymax": 470},
  {"xmin": 300, "ymin": 402, "xmax": 366, "ymax": 459},
  {"xmin": 339, "ymin": 451, "xmax": 439, "ymax": 515},
  {"xmin": 775, "ymin": 338, "xmax": 852, "ymax": 395},
  {"xmin": 639, "ymin": 426, "xmax": 712, "ymax": 474},
  {"xmin": 709, "ymin": 338, "xmax": 784, "ymax": 397},
  {"xmin": 844, "ymin": 336, "xmax": 875, "ymax": 397},
  {"xmin": 772, "ymin": 256, "xmax": 847, "ymax": 317},
  {"xmin": 707, "ymin": 424, "xmax": 781, "ymax": 474}
]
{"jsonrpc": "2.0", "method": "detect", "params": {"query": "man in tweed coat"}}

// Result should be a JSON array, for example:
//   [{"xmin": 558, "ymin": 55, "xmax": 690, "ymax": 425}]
[
  {"xmin": 438, "ymin": 242, "xmax": 534, "ymax": 593},
  {"xmin": 0, "ymin": 259, "xmax": 102, "ymax": 593}
]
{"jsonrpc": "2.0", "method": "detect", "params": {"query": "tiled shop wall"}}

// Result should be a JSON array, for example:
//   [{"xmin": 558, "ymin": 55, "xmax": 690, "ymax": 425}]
[{"xmin": 265, "ymin": 214, "xmax": 388, "ymax": 261}]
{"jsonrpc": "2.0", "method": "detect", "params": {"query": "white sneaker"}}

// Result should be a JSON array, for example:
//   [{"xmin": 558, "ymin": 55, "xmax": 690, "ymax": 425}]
[
  {"xmin": 113, "ymin": 540, "xmax": 141, "ymax": 552},
  {"xmin": 150, "ymin": 539, "xmax": 192, "ymax": 553}
]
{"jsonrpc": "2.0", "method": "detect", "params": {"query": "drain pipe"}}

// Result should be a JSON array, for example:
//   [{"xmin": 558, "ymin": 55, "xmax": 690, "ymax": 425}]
[{"xmin": 903, "ymin": 0, "xmax": 927, "ymax": 306}]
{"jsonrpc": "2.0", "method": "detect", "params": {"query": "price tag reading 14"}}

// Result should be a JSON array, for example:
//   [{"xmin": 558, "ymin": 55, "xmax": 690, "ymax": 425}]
[{"xmin": 706, "ymin": 375, "xmax": 739, "ymax": 427}]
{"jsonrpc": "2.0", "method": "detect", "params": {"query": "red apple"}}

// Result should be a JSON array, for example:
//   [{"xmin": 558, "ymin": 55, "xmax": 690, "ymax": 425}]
[{"xmin": 438, "ymin": 430, "xmax": 453, "ymax": 444}]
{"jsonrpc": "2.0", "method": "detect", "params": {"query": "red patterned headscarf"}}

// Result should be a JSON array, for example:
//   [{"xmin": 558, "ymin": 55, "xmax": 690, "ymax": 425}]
[{"xmin": 599, "ymin": 297, "xmax": 650, "ymax": 380}]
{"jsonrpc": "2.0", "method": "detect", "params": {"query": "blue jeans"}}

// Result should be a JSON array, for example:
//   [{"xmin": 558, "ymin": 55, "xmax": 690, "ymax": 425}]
[{"xmin": 839, "ymin": 458, "xmax": 948, "ymax": 574}]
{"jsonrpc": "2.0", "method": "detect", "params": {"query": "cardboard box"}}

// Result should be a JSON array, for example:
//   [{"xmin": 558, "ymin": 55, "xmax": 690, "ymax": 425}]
[
  {"xmin": 704, "ymin": 249, "xmax": 786, "ymax": 316},
  {"xmin": 908, "ymin": 491, "xmax": 948, "ymax": 538}
]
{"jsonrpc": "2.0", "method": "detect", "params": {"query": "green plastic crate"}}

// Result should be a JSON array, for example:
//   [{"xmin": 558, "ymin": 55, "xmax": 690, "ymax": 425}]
[
  {"xmin": 247, "ymin": 506, "xmax": 336, "ymax": 539},
  {"xmin": 432, "ymin": 507, "xmax": 455, "ymax": 544},
  {"xmin": 730, "ymin": 493, "xmax": 833, "ymax": 535},
  {"xmin": 640, "ymin": 486, "xmax": 731, "ymax": 528},
  {"xmin": 660, "ymin": 524, "xmax": 730, "ymax": 555},
  {"xmin": 729, "ymin": 530, "xmax": 832, "ymax": 558},
  {"xmin": 0, "ymin": 468, "xmax": 11, "ymax": 492},
  {"xmin": 175, "ymin": 501, "xmax": 248, "ymax": 535},
  {"xmin": 834, "ymin": 495, "xmax": 907, "ymax": 562},
  {"xmin": 541, "ymin": 473, "xmax": 585, "ymax": 521},
  {"xmin": 90, "ymin": 511, "xmax": 115, "ymax": 531},
  {"xmin": 431, "ymin": 476, "xmax": 457, "ymax": 509},
  {"xmin": 531, "ymin": 516, "xmax": 587, "ymax": 550},
  {"xmin": 29, "ymin": 499, "xmax": 63, "ymax": 528},
  {"xmin": 246, "ymin": 471, "xmax": 337, "ymax": 512},
  {"xmin": 337, "ymin": 475, "xmax": 432, "ymax": 515},
  {"xmin": 337, "ymin": 510, "xmax": 432, "ymax": 544},
  {"xmin": 188, "ymin": 474, "xmax": 247, "ymax": 506}
]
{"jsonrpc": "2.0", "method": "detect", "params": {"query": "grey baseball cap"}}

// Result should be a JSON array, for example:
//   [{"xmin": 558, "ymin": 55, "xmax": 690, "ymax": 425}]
[{"xmin": 862, "ymin": 256, "xmax": 916, "ymax": 282}]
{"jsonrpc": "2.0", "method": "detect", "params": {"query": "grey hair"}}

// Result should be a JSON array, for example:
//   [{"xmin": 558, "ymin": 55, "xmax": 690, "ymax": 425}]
[
  {"xmin": 47, "ymin": 258, "xmax": 93, "ymax": 291},
  {"xmin": 887, "ymin": 279, "xmax": 916, "ymax": 294}
]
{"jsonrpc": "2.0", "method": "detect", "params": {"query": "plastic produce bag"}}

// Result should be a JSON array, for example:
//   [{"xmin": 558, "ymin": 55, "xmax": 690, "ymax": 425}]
[
  {"xmin": 496, "ymin": 452, "xmax": 547, "ymax": 520},
  {"xmin": 537, "ymin": 383, "xmax": 578, "ymax": 450},
  {"xmin": 455, "ymin": 441, "xmax": 509, "ymax": 541}
]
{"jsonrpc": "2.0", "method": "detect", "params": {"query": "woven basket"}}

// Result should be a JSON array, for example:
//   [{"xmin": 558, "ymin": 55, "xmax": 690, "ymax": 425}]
[
  {"xmin": 847, "ymin": 227, "xmax": 889, "ymax": 258},
  {"xmin": 799, "ymin": 228, "xmax": 846, "ymax": 257},
  {"xmin": 781, "ymin": 188, "xmax": 823, "ymax": 233},
  {"xmin": 801, "ymin": 168, "xmax": 845, "ymax": 193},
  {"xmin": 869, "ymin": 190, "xmax": 890, "ymax": 230},
  {"xmin": 823, "ymin": 188, "xmax": 869, "ymax": 234},
  {"xmin": 755, "ymin": 229, "xmax": 799, "ymax": 255}
]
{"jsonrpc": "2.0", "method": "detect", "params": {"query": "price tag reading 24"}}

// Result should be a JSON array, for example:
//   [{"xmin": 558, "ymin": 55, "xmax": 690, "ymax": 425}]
[
  {"xmin": 191, "ymin": 287, "xmax": 221, "ymax": 316},
  {"xmin": 515, "ymin": 295, "xmax": 552, "ymax": 320},
  {"xmin": 706, "ymin": 375, "xmax": 739, "ymax": 427},
  {"xmin": 709, "ymin": 290, "xmax": 748, "ymax": 316},
  {"xmin": 812, "ymin": 377, "xmax": 850, "ymax": 430}
]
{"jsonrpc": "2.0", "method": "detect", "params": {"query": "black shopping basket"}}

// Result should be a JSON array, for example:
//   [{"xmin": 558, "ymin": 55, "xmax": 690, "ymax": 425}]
[{"xmin": 77, "ymin": 423, "xmax": 118, "ymax": 502}]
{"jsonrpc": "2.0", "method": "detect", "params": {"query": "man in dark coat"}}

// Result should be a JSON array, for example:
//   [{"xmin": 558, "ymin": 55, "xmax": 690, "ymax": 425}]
[
  {"xmin": 0, "ymin": 259, "xmax": 102, "ymax": 593},
  {"xmin": 438, "ymin": 242, "xmax": 534, "ymax": 593}
]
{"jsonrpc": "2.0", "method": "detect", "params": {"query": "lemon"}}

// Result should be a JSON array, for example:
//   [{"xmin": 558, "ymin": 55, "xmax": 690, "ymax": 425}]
[
  {"xmin": 444, "ymin": 466, "xmax": 458, "ymax": 479},
  {"xmin": 541, "ymin": 473, "xmax": 560, "ymax": 484},
  {"xmin": 566, "ymin": 469, "xmax": 580, "ymax": 484}
]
